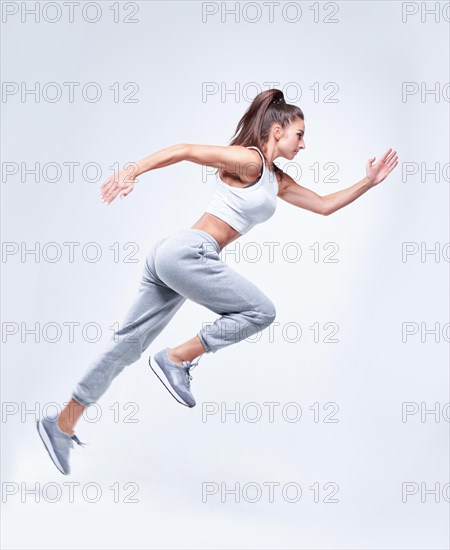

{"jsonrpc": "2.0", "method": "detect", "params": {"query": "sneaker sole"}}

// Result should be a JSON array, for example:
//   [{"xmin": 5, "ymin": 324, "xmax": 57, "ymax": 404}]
[
  {"xmin": 36, "ymin": 420, "xmax": 68, "ymax": 475},
  {"xmin": 148, "ymin": 356, "xmax": 193, "ymax": 408}
]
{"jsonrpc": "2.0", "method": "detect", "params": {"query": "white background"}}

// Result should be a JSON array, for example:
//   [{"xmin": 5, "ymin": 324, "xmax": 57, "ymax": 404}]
[{"xmin": 2, "ymin": 1, "xmax": 449, "ymax": 549}]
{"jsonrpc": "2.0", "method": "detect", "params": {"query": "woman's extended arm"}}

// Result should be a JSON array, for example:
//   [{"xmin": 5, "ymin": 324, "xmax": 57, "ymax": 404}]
[
  {"xmin": 134, "ymin": 143, "xmax": 187, "ymax": 176},
  {"xmin": 276, "ymin": 148, "xmax": 398, "ymax": 215},
  {"xmin": 99, "ymin": 144, "xmax": 187, "ymax": 204},
  {"xmin": 99, "ymin": 143, "xmax": 260, "ymax": 205},
  {"xmin": 322, "ymin": 176, "xmax": 373, "ymax": 215}
]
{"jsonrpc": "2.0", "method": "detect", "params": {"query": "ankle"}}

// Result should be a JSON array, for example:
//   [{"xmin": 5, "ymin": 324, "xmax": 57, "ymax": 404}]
[
  {"xmin": 168, "ymin": 348, "xmax": 184, "ymax": 366},
  {"xmin": 57, "ymin": 416, "xmax": 75, "ymax": 437}
]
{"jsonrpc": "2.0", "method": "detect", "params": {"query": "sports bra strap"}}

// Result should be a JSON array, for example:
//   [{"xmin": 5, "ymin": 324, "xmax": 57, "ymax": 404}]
[
  {"xmin": 246, "ymin": 146, "xmax": 265, "ymax": 176},
  {"xmin": 246, "ymin": 146, "xmax": 264, "ymax": 164}
]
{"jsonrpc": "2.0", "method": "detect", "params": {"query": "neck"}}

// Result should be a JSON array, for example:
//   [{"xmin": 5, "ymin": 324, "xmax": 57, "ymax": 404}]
[{"xmin": 260, "ymin": 144, "xmax": 276, "ymax": 172}]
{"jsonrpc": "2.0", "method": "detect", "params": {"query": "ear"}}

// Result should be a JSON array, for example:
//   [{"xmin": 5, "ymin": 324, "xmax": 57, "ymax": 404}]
[{"xmin": 272, "ymin": 123, "xmax": 283, "ymax": 140}]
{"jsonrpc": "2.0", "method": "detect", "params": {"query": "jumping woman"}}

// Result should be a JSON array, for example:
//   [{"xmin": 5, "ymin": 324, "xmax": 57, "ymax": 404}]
[{"xmin": 36, "ymin": 89, "xmax": 398, "ymax": 475}]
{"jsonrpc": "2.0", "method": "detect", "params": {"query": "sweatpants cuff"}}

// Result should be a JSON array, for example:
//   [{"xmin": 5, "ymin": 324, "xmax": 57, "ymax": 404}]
[
  {"xmin": 72, "ymin": 393, "xmax": 92, "ymax": 408},
  {"xmin": 197, "ymin": 330, "xmax": 213, "ymax": 354}
]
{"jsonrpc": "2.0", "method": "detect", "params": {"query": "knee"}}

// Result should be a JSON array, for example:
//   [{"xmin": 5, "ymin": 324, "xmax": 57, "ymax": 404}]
[
  {"xmin": 257, "ymin": 298, "xmax": 277, "ymax": 326},
  {"xmin": 111, "ymin": 327, "xmax": 145, "ymax": 364}
]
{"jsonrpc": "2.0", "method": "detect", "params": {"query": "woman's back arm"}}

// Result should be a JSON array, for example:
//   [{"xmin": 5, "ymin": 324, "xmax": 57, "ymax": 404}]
[{"xmin": 135, "ymin": 143, "xmax": 261, "ymax": 180}]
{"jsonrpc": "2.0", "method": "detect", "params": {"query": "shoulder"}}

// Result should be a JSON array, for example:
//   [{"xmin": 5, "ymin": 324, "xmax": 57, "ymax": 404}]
[
  {"xmin": 272, "ymin": 163, "xmax": 297, "ymax": 197},
  {"xmin": 245, "ymin": 146, "xmax": 265, "ymax": 170},
  {"xmin": 272, "ymin": 162, "xmax": 284, "ymax": 185},
  {"xmin": 184, "ymin": 144, "xmax": 259, "ymax": 170},
  {"xmin": 223, "ymin": 146, "xmax": 263, "ymax": 184}
]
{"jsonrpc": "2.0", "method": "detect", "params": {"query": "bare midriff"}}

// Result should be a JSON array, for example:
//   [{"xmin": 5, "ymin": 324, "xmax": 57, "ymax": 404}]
[
  {"xmin": 190, "ymin": 167, "xmax": 268, "ymax": 252},
  {"xmin": 190, "ymin": 213, "xmax": 241, "ymax": 252}
]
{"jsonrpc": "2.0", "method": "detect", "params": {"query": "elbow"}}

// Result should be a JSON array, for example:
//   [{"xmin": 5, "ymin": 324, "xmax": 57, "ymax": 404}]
[
  {"xmin": 175, "ymin": 143, "xmax": 191, "ymax": 163},
  {"xmin": 321, "ymin": 199, "xmax": 331, "ymax": 216}
]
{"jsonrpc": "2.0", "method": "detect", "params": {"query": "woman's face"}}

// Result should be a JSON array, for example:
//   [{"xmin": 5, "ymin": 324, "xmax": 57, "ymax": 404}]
[{"xmin": 276, "ymin": 117, "xmax": 305, "ymax": 159}]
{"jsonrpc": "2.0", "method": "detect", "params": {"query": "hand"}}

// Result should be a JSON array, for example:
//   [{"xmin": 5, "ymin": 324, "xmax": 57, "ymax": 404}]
[
  {"xmin": 100, "ymin": 167, "xmax": 137, "ymax": 205},
  {"xmin": 365, "ymin": 148, "xmax": 398, "ymax": 187}
]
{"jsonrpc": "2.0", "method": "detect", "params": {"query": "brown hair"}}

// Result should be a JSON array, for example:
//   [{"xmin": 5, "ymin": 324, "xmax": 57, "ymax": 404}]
[{"xmin": 217, "ymin": 89, "xmax": 304, "ymax": 179}]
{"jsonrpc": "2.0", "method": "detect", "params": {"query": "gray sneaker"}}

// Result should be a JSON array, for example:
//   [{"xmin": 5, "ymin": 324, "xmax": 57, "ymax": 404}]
[
  {"xmin": 36, "ymin": 414, "xmax": 86, "ymax": 475},
  {"xmin": 149, "ymin": 347, "xmax": 202, "ymax": 408}
]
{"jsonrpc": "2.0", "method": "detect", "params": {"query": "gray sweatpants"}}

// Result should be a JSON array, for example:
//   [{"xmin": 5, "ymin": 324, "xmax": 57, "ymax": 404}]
[{"xmin": 72, "ymin": 228, "xmax": 276, "ymax": 406}]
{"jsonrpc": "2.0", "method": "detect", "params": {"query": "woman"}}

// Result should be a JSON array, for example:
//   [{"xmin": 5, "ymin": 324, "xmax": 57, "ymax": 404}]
[{"xmin": 36, "ymin": 89, "xmax": 398, "ymax": 475}]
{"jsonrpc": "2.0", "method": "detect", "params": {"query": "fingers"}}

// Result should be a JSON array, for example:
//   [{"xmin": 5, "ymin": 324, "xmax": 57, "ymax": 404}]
[
  {"xmin": 383, "ymin": 151, "xmax": 398, "ymax": 172},
  {"xmin": 100, "ymin": 174, "xmax": 115, "ymax": 192},
  {"xmin": 100, "ymin": 175, "xmax": 120, "ymax": 204},
  {"xmin": 100, "ymin": 172, "xmax": 124, "ymax": 203},
  {"xmin": 387, "ymin": 151, "xmax": 398, "ymax": 167},
  {"xmin": 100, "ymin": 176, "xmax": 112, "ymax": 203},
  {"xmin": 383, "ymin": 155, "xmax": 399, "ymax": 178},
  {"xmin": 100, "ymin": 182, "xmax": 113, "ymax": 204},
  {"xmin": 101, "ymin": 183, "xmax": 134, "ymax": 205},
  {"xmin": 100, "ymin": 181, "xmax": 118, "ymax": 204},
  {"xmin": 103, "ymin": 185, "xmax": 122, "ymax": 204},
  {"xmin": 382, "ymin": 148, "xmax": 398, "ymax": 165},
  {"xmin": 374, "ymin": 149, "xmax": 398, "ymax": 171},
  {"xmin": 380, "ymin": 148, "xmax": 393, "ymax": 162},
  {"xmin": 389, "ymin": 158, "xmax": 399, "ymax": 172}
]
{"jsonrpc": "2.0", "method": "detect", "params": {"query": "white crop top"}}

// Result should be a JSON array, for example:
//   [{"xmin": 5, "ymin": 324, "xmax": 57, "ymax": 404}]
[{"xmin": 204, "ymin": 146, "xmax": 279, "ymax": 235}]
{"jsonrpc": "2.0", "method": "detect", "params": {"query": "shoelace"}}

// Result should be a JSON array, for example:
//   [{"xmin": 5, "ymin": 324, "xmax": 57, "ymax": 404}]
[
  {"xmin": 71, "ymin": 434, "xmax": 87, "ymax": 448},
  {"xmin": 181, "ymin": 355, "xmax": 203, "ymax": 388}
]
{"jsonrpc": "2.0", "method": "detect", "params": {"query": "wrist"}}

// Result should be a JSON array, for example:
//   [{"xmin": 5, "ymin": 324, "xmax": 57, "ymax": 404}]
[
  {"xmin": 122, "ymin": 163, "xmax": 141, "ymax": 181},
  {"xmin": 134, "ymin": 163, "xmax": 146, "ymax": 178},
  {"xmin": 363, "ymin": 176, "xmax": 375, "ymax": 188}
]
